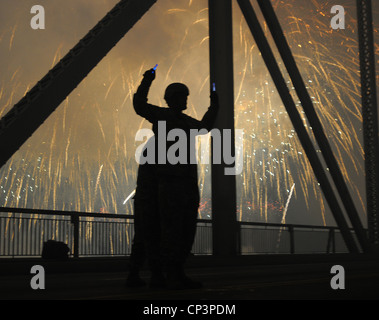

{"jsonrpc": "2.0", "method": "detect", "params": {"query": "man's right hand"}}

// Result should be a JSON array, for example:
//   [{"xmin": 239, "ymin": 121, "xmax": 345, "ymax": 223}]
[{"xmin": 143, "ymin": 68, "xmax": 156, "ymax": 82}]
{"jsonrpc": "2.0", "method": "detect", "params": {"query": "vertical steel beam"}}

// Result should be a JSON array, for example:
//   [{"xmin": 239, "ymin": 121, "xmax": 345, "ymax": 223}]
[
  {"xmin": 236, "ymin": 0, "xmax": 359, "ymax": 253},
  {"xmin": 0, "ymin": 0, "xmax": 157, "ymax": 168},
  {"xmin": 357, "ymin": 0, "xmax": 379, "ymax": 251},
  {"xmin": 257, "ymin": 0, "xmax": 370, "ymax": 253},
  {"xmin": 208, "ymin": 0, "xmax": 238, "ymax": 256}
]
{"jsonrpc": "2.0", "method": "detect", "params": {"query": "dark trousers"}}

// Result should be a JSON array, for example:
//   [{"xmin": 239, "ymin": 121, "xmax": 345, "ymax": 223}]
[
  {"xmin": 129, "ymin": 208, "xmax": 146, "ymax": 272},
  {"xmin": 129, "ymin": 195, "xmax": 161, "ymax": 273},
  {"xmin": 158, "ymin": 176, "xmax": 200, "ymax": 274}
]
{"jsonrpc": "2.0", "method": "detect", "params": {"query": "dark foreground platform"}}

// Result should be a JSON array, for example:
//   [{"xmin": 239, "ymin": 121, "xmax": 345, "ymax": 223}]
[{"xmin": 0, "ymin": 254, "xmax": 378, "ymax": 300}]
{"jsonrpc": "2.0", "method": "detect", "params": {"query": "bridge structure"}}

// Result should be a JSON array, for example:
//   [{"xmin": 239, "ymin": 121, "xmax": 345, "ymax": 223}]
[{"xmin": 0, "ymin": 0, "xmax": 378, "ymax": 300}]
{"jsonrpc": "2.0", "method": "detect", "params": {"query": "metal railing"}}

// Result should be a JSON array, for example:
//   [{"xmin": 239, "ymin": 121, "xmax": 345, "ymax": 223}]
[
  {"xmin": 0, "ymin": 207, "xmax": 213, "ymax": 257},
  {"xmin": 0, "ymin": 207, "xmax": 355, "ymax": 257},
  {"xmin": 238, "ymin": 221, "xmax": 353, "ymax": 254}
]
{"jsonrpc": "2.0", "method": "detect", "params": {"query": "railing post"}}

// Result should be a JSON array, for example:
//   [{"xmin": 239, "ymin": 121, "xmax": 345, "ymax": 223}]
[
  {"xmin": 332, "ymin": 229, "xmax": 336, "ymax": 253},
  {"xmin": 327, "ymin": 228, "xmax": 336, "ymax": 254},
  {"xmin": 288, "ymin": 226, "xmax": 295, "ymax": 254},
  {"xmin": 71, "ymin": 215, "xmax": 79, "ymax": 258},
  {"xmin": 236, "ymin": 223, "xmax": 241, "ymax": 255}
]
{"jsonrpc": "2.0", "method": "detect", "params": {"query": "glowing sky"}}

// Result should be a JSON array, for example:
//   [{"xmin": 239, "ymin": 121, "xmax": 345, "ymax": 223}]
[{"xmin": 0, "ymin": 0, "xmax": 377, "ymax": 227}]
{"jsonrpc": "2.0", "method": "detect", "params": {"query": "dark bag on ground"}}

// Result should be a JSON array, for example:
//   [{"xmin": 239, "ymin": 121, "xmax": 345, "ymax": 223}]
[{"xmin": 42, "ymin": 240, "xmax": 70, "ymax": 259}]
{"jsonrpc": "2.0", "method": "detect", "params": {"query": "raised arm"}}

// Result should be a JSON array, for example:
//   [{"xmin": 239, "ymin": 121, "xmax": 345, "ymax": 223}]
[{"xmin": 133, "ymin": 68, "xmax": 161, "ymax": 122}]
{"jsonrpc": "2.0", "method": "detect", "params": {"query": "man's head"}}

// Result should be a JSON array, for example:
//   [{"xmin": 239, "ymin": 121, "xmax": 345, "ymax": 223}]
[{"xmin": 164, "ymin": 83, "xmax": 189, "ymax": 111}]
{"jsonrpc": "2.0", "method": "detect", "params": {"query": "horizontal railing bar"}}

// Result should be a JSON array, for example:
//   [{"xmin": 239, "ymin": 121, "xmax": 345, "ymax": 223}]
[
  {"xmin": 0, "ymin": 207, "xmax": 133, "ymax": 219},
  {"xmin": 0, "ymin": 207, "xmax": 213, "ymax": 224},
  {"xmin": 0, "ymin": 208, "xmax": 354, "ymax": 256},
  {"xmin": 238, "ymin": 221, "xmax": 353, "ymax": 231},
  {"xmin": 0, "ymin": 206, "xmax": 358, "ymax": 233},
  {"xmin": 0, "ymin": 216, "xmax": 70, "ymax": 222}
]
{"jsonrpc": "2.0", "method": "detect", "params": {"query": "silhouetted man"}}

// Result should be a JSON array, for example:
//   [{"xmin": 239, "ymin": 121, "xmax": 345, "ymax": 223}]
[{"xmin": 132, "ymin": 66, "xmax": 218, "ymax": 289}]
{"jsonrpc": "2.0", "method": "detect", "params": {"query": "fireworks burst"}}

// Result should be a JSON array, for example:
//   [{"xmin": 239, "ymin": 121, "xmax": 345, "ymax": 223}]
[{"xmin": 0, "ymin": 0, "xmax": 375, "ymax": 229}]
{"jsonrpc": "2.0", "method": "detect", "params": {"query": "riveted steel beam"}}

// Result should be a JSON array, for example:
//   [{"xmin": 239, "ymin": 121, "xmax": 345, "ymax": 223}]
[
  {"xmin": 357, "ymin": 0, "xmax": 379, "ymax": 251},
  {"xmin": 237, "ymin": 0, "xmax": 359, "ymax": 253},
  {"xmin": 0, "ymin": 0, "xmax": 157, "ymax": 168},
  {"xmin": 209, "ymin": 0, "xmax": 238, "ymax": 256},
  {"xmin": 257, "ymin": 0, "xmax": 370, "ymax": 253}
]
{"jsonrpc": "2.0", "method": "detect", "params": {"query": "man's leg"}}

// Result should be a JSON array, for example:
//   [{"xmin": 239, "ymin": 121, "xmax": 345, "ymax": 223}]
[
  {"xmin": 181, "ymin": 181, "xmax": 200, "ymax": 262},
  {"xmin": 159, "ymin": 178, "xmax": 202, "ymax": 289},
  {"xmin": 126, "ymin": 200, "xmax": 146, "ymax": 287},
  {"xmin": 141, "ymin": 196, "xmax": 165, "ymax": 287}
]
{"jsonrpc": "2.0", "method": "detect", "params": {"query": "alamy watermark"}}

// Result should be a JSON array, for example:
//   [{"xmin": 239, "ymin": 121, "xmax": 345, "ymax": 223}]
[
  {"xmin": 30, "ymin": 5, "xmax": 45, "ymax": 30},
  {"xmin": 29, "ymin": 4, "xmax": 345, "ymax": 31},
  {"xmin": 330, "ymin": 265, "xmax": 345, "ymax": 290},
  {"xmin": 135, "ymin": 121, "xmax": 244, "ymax": 176},
  {"xmin": 30, "ymin": 265, "xmax": 45, "ymax": 290},
  {"xmin": 331, "ymin": 5, "xmax": 345, "ymax": 30}
]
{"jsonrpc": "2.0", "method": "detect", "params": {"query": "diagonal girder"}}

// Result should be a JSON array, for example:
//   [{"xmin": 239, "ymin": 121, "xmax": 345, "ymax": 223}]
[
  {"xmin": 236, "ymin": 0, "xmax": 359, "ymax": 253},
  {"xmin": 257, "ymin": 0, "xmax": 370, "ymax": 253},
  {"xmin": 0, "ymin": 0, "xmax": 157, "ymax": 169}
]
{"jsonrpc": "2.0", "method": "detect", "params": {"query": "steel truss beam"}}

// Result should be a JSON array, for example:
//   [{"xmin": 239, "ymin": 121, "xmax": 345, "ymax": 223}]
[
  {"xmin": 257, "ymin": 0, "xmax": 370, "ymax": 253},
  {"xmin": 0, "ymin": 0, "xmax": 157, "ymax": 168},
  {"xmin": 356, "ymin": 0, "xmax": 379, "ymax": 251},
  {"xmin": 208, "ymin": 0, "xmax": 238, "ymax": 256},
  {"xmin": 237, "ymin": 0, "xmax": 359, "ymax": 253}
]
